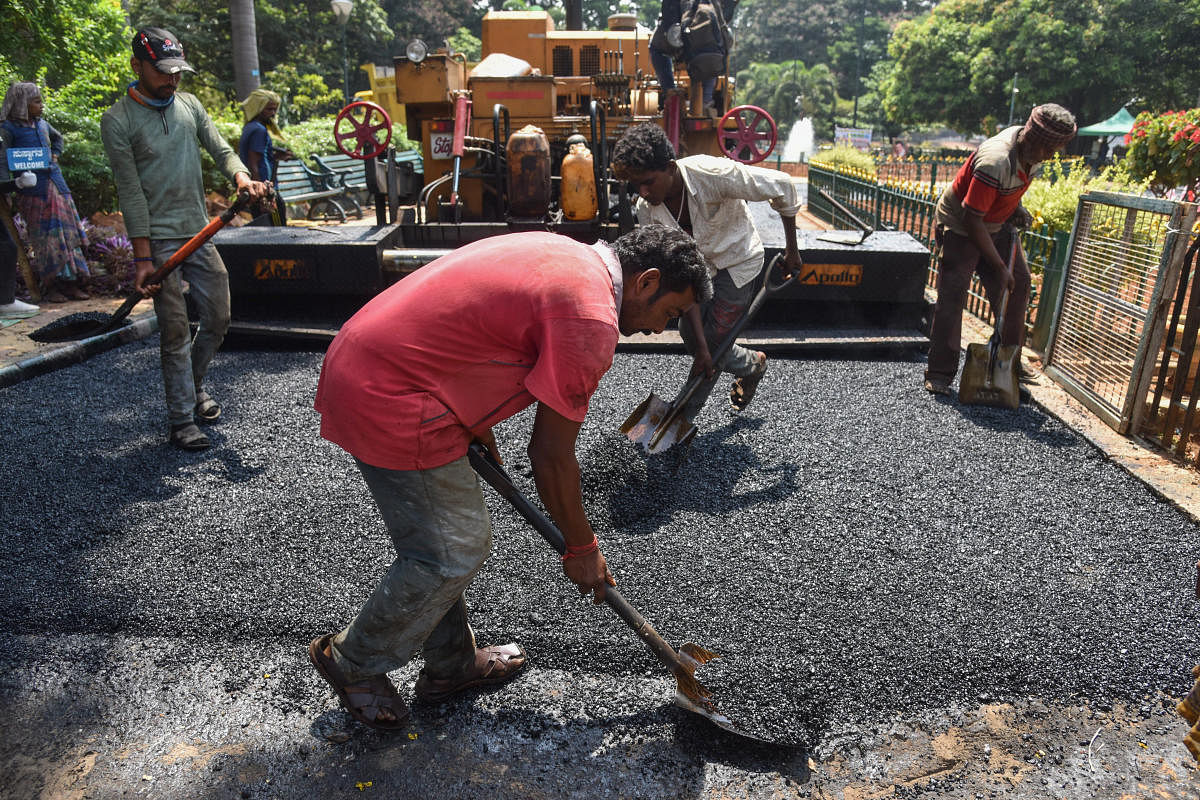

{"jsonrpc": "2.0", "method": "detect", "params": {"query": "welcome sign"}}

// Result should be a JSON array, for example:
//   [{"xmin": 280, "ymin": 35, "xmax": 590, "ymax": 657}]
[{"xmin": 6, "ymin": 147, "xmax": 51, "ymax": 171}]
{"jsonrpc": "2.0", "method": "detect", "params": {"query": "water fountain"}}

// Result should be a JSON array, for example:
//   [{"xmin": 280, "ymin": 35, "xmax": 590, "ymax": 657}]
[{"xmin": 781, "ymin": 117, "xmax": 814, "ymax": 163}]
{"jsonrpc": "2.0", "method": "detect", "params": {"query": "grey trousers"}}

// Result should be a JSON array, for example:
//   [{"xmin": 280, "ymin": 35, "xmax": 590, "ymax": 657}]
[
  {"xmin": 149, "ymin": 240, "xmax": 231, "ymax": 426},
  {"xmin": 678, "ymin": 268, "xmax": 762, "ymax": 420},
  {"xmin": 330, "ymin": 455, "xmax": 491, "ymax": 683}
]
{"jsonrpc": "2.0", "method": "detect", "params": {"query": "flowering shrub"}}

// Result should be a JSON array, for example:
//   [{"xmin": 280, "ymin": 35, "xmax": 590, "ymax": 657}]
[
  {"xmin": 1124, "ymin": 108, "xmax": 1200, "ymax": 197},
  {"xmin": 812, "ymin": 145, "xmax": 877, "ymax": 175},
  {"xmin": 1022, "ymin": 155, "xmax": 1151, "ymax": 235},
  {"xmin": 81, "ymin": 221, "xmax": 135, "ymax": 294}
]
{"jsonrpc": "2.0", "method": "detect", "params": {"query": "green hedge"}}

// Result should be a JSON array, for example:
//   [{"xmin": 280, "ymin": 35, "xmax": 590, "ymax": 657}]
[{"xmin": 814, "ymin": 145, "xmax": 877, "ymax": 175}]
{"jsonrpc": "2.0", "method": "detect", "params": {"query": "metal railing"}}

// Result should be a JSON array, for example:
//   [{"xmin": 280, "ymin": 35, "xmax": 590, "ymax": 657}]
[
  {"xmin": 874, "ymin": 156, "xmax": 967, "ymax": 193},
  {"xmin": 808, "ymin": 161, "xmax": 1066, "ymax": 342}
]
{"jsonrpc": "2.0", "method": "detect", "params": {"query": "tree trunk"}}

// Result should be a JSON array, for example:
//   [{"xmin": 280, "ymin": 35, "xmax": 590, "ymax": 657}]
[
  {"xmin": 565, "ymin": 0, "xmax": 582, "ymax": 30},
  {"xmin": 230, "ymin": 0, "xmax": 261, "ymax": 101}
]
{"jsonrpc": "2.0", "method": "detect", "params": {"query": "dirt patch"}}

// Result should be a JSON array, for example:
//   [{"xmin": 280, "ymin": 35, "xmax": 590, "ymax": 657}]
[{"xmin": 161, "ymin": 741, "xmax": 249, "ymax": 771}]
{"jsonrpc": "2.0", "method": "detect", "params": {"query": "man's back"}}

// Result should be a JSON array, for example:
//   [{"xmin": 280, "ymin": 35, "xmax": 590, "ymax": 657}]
[{"xmin": 315, "ymin": 232, "xmax": 621, "ymax": 471}]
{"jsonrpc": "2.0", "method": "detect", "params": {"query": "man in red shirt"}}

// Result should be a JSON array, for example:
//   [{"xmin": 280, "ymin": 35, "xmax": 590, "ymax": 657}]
[
  {"xmin": 308, "ymin": 226, "xmax": 711, "ymax": 730},
  {"xmin": 924, "ymin": 103, "xmax": 1076, "ymax": 396}
]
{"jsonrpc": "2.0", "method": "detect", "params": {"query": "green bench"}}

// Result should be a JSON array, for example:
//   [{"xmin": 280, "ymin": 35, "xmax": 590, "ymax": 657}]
[
  {"xmin": 312, "ymin": 150, "xmax": 425, "ymax": 205},
  {"xmin": 272, "ymin": 161, "xmax": 349, "ymax": 222},
  {"xmin": 312, "ymin": 153, "xmax": 368, "ymax": 193}
]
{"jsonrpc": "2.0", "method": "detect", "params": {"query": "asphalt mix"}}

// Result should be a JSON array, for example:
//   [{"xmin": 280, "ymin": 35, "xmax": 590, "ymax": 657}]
[{"xmin": 1, "ymin": 337, "xmax": 1198, "ymax": 798}]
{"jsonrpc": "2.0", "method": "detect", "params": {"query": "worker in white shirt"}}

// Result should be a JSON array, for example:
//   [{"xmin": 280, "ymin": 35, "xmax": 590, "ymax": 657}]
[{"xmin": 611, "ymin": 122, "xmax": 803, "ymax": 418}]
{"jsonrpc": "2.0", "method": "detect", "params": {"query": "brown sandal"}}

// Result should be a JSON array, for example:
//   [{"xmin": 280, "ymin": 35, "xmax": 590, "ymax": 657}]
[
  {"xmin": 414, "ymin": 643, "xmax": 528, "ymax": 704},
  {"xmin": 729, "ymin": 353, "xmax": 768, "ymax": 413},
  {"xmin": 308, "ymin": 634, "xmax": 410, "ymax": 731}
]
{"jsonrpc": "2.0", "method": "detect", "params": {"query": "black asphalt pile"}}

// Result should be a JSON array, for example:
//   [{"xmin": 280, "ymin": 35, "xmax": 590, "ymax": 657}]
[
  {"xmin": 26, "ymin": 311, "xmax": 124, "ymax": 342},
  {"xmin": 2, "ymin": 342, "xmax": 1198, "ymax": 759}
]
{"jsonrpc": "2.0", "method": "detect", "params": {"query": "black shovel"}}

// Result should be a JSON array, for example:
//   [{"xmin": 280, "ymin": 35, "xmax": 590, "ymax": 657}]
[
  {"xmin": 620, "ymin": 255, "xmax": 792, "ymax": 454},
  {"xmin": 467, "ymin": 442, "xmax": 773, "ymax": 743},
  {"xmin": 29, "ymin": 192, "xmax": 254, "ymax": 343}
]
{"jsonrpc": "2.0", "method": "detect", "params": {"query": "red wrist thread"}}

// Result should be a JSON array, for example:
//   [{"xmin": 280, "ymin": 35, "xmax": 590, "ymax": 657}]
[{"xmin": 561, "ymin": 534, "xmax": 599, "ymax": 561}]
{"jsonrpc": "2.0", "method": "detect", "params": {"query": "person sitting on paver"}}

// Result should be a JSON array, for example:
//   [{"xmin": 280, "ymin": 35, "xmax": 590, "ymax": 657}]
[
  {"xmin": 308, "ymin": 226, "xmax": 712, "ymax": 731},
  {"xmin": 101, "ymin": 28, "xmax": 269, "ymax": 451},
  {"xmin": 609, "ymin": 122, "xmax": 803, "ymax": 421},
  {"xmin": 924, "ymin": 103, "xmax": 1076, "ymax": 397}
]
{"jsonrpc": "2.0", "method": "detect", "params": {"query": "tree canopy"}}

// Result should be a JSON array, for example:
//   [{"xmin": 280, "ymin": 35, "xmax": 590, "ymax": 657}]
[{"xmin": 879, "ymin": 0, "xmax": 1200, "ymax": 135}]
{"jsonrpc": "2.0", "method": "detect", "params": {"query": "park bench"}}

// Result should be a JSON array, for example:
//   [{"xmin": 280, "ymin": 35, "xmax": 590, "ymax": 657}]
[
  {"xmin": 272, "ymin": 160, "xmax": 348, "ymax": 223},
  {"xmin": 312, "ymin": 150, "xmax": 426, "ymax": 205}
]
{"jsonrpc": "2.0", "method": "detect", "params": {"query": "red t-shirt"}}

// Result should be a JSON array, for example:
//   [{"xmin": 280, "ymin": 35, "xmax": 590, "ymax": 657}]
[
  {"xmin": 315, "ymin": 232, "xmax": 621, "ymax": 470},
  {"xmin": 946, "ymin": 127, "xmax": 1030, "ymax": 226}
]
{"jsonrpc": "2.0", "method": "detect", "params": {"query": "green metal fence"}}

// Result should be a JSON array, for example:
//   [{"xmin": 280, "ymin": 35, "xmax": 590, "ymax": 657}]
[
  {"xmin": 808, "ymin": 161, "xmax": 1068, "ymax": 346},
  {"xmin": 874, "ymin": 157, "xmax": 967, "ymax": 193}
]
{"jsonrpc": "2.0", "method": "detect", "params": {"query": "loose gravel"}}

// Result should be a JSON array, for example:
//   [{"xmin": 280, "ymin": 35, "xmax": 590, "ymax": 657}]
[{"xmin": 1, "ymin": 338, "xmax": 1198, "ymax": 797}]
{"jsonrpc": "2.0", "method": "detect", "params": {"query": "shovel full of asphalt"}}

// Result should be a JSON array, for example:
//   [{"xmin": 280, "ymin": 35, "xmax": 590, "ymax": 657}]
[{"xmin": 467, "ymin": 442, "xmax": 784, "ymax": 744}]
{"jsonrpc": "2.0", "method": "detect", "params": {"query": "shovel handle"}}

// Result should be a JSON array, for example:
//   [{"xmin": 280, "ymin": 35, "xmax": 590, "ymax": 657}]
[
  {"xmin": 143, "ymin": 191, "xmax": 255, "ymax": 286},
  {"xmin": 466, "ymin": 443, "xmax": 686, "ymax": 672},
  {"xmin": 816, "ymin": 187, "xmax": 874, "ymax": 235},
  {"xmin": 986, "ymin": 232, "xmax": 1021, "ymax": 377},
  {"xmin": 96, "ymin": 192, "xmax": 256, "ymax": 337},
  {"xmin": 649, "ymin": 255, "xmax": 792, "ymax": 449}
]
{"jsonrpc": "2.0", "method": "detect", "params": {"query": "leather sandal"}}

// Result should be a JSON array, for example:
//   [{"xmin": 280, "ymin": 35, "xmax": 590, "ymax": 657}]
[
  {"xmin": 308, "ymin": 634, "xmax": 409, "ymax": 731},
  {"xmin": 729, "ymin": 352, "xmax": 768, "ymax": 413},
  {"xmin": 923, "ymin": 377, "xmax": 952, "ymax": 397},
  {"xmin": 195, "ymin": 391, "xmax": 221, "ymax": 423},
  {"xmin": 414, "ymin": 643, "xmax": 528, "ymax": 704},
  {"xmin": 169, "ymin": 422, "xmax": 210, "ymax": 451}
]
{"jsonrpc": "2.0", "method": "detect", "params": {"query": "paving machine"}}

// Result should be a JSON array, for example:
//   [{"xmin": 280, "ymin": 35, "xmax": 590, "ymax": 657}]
[{"xmin": 214, "ymin": 9, "xmax": 929, "ymax": 348}]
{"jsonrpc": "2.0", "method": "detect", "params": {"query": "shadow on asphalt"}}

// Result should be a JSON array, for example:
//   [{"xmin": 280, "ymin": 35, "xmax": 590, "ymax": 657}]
[
  {"xmin": 950, "ymin": 396, "xmax": 1083, "ymax": 449},
  {"xmin": 579, "ymin": 421, "xmax": 801, "ymax": 534}
]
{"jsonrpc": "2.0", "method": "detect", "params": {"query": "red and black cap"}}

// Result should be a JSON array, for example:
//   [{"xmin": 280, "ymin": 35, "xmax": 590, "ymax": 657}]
[{"xmin": 132, "ymin": 27, "xmax": 195, "ymax": 74}]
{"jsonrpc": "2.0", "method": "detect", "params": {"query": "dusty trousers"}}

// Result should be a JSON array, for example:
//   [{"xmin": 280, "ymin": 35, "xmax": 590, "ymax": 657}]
[
  {"xmin": 149, "ymin": 239, "xmax": 231, "ymax": 426},
  {"xmin": 925, "ymin": 226, "xmax": 1030, "ymax": 385},
  {"xmin": 330, "ymin": 455, "xmax": 491, "ymax": 683},
  {"xmin": 678, "ymin": 268, "xmax": 762, "ymax": 420}
]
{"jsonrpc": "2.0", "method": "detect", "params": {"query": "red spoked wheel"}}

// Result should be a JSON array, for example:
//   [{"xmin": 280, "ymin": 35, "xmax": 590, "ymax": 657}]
[
  {"xmin": 718, "ymin": 105, "xmax": 777, "ymax": 164},
  {"xmin": 334, "ymin": 101, "xmax": 393, "ymax": 159}
]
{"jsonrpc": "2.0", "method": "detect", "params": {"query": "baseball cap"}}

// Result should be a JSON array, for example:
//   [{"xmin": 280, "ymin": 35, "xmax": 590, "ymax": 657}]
[{"xmin": 132, "ymin": 28, "xmax": 195, "ymax": 74}]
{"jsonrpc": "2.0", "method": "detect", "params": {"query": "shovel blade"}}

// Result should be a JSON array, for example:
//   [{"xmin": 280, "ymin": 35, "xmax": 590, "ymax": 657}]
[
  {"xmin": 27, "ymin": 319, "xmax": 108, "ymax": 343},
  {"xmin": 670, "ymin": 642, "xmax": 776, "ymax": 743},
  {"xmin": 619, "ymin": 393, "xmax": 697, "ymax": 455}
]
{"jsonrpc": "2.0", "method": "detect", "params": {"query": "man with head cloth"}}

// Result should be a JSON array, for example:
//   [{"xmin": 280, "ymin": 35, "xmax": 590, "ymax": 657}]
[{"xmin": 924, "ymin": 103, "xmax": 1076, "ymax": 398}]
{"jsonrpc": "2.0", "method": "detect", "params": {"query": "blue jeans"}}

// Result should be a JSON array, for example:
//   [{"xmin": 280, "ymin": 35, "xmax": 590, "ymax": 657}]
[
  {"xmin": 651, "ymin": 47, "xmax": 715, "ymax": 105},
  {"xmin": 149, "ymin": 240, "xmax": 231, "ymax": 427},
  {"xmin": 330, "ymin": 455, "xmax": 491, "ymax": 683}
]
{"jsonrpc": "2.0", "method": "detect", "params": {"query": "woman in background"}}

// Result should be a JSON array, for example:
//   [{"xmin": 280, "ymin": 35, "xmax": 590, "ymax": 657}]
[{"xmin": 0, "ymin": 82, "xmax": 90, "ymax": 302}]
